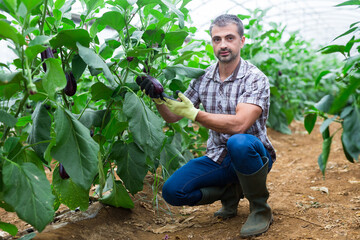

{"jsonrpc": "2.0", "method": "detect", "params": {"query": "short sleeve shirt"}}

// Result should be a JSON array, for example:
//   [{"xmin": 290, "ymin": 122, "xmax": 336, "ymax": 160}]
[{"xmin": 184, "ymin": 58, "xmax": 276, "ymax": 164}]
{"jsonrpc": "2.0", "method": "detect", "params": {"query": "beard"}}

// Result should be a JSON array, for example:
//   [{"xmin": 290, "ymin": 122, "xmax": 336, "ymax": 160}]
[{"xmin": 216, "ymin": 48, "xmax": 239, "ymax": 63}]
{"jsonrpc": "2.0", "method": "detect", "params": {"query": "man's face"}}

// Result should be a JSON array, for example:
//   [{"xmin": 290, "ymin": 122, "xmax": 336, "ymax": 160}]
[{"xmin": 211, "ymin": 23, "xmax": 245, "ymax": 63}]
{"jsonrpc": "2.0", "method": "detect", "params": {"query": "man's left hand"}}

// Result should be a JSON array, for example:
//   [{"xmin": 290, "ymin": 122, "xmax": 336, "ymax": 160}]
[{"xmin": 164, "ymin": 92, "xmax": 199, "ymax": 121}]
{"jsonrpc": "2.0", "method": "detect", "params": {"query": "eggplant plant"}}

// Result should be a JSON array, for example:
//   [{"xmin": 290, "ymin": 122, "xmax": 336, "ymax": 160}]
[
  {"xmin": 304, "ymin": 1, "xmax": 360, "ymax": 175},
  {"xmin": 0, "ymin": 0, "xmax": 207, "ymax": 235}
]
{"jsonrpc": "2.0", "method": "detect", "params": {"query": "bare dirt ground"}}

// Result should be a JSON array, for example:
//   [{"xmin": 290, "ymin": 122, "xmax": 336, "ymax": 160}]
[{"xmin": 1, "ymin": 120, "xmax": 360, "ymax": 240}]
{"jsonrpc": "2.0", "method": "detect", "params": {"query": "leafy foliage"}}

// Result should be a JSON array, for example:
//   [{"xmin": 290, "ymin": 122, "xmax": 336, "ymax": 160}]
[
  {"xmin": 304, "ymin": 0, "xmax": 360, "ymax": 174},
  {"xmin": 0, "ymin": 0, "xmax": 205, "ymax": 234}
]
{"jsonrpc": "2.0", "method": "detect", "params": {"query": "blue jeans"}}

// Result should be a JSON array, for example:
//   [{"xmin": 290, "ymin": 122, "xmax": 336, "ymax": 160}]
[{"xmin": 162, "ymin": 134, "xmax": 273, "ymax": 206}]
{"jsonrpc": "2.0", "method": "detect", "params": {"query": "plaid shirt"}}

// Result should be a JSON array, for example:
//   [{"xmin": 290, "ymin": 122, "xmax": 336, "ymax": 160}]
[{"xmin": 184, "ymin": 58, "xmax": 276, "ymax": 164}]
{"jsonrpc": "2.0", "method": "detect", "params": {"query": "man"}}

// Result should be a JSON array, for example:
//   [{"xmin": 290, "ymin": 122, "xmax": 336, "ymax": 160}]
[{"xmin": 138, "ymin": 14, "xmax": 276, "ymax": 238}]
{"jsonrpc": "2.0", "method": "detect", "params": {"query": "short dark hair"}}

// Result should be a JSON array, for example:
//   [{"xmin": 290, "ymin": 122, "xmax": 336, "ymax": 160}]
[{"xmin": 209, "ymin": 14, "xmax": 244, "ymax": 37}]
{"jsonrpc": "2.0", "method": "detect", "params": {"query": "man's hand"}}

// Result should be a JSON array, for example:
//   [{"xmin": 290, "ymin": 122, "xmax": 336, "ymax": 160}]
[
  {"xmin": 164, "ymin": 92, "xmax": 199, "ymax": 121},
  {"xmin": 136, "ymin": 75, "xmax": 166, "ymax": 104}
]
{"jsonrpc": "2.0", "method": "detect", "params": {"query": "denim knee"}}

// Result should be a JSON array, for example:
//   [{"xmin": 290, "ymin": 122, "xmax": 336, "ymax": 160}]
[
  {"xmin": 227, "ymin": 134, "xmax": 252, "ymax": 158},
  {"xmin": 162, "ymin": 179, "xmax": 186, "ymax": 206}
]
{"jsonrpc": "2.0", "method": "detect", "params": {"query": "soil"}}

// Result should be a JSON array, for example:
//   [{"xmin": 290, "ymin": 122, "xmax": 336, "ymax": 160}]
[{"xmin": 1, "ymin": 120, "xmax": 359, "ymax": 240}]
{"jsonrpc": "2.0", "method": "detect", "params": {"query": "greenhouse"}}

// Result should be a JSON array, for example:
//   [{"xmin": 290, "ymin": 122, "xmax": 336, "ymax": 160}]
[{"xmin": 0, "ymin": 0, "xmax": 359, "ymax": 239}]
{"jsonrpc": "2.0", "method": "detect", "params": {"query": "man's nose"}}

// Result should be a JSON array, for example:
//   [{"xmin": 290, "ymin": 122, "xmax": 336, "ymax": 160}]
[{"xmin": 219, "ymin": 39, "xmax": 227, "ymax": 49}]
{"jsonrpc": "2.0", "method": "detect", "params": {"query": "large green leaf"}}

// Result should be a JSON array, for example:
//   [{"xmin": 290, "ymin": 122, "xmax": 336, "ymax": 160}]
[
  {"xmin": 76, "ymin": 42, "xmax": 115, "ymax": 86},
  {"xmin": 165, "ymin": 31, "xmax": 188, "ymax": 51},
  {"xmin": 0, "ymin": 109, "xmax": 17, "ymax": 127},
  {"xmin": 100, "ymin": 180, "xmax": 134, "ymax": 208},
  {"xmin": 90, "ymin": 11, "xmax": 125, "ymax": 36},
  {"xmin": 52, "ymin": 165, "xmax": 90, "ymax": 211},
  {"xmin": 164, "ymin": 64, "xmax": 205, "ymax": 80},
  {"xmin": 123, "ymin": 92, "xmax": 165, "ymax": 160},
  {"xmin": 83, "ymin": 0, "xmax": 104, "ymax": 15},
  {"xmin": 342, "ymin": 106, "xmax": 360, "ymax": 161},
  {"xmin": 27, "ymin": 103, "xmax": 51, "ymax": 161},
  {"xmin": 50, "ymin": 29, "xmax": 91, "ymax": 50},
  {"xmin": 25, "ymin": 45, "xmax": 47, "ymax": 63},
  {"xmin": 51, "ymin": 108, "xmax": 99, "ymax": 190},
  {"xmin": 0, "ymin": 20, "xmax": 26, "ymax": 45},
  {"xmin": 3, "ymin": 161, "xmax": 55, "ymax": 232},
  {"xmin": 110, "ymin": 141, "xmax": 148, "ymax": 195},
  {"xmin": 42, "ymin": 58, "xmax": 67, "ymax": 99}
]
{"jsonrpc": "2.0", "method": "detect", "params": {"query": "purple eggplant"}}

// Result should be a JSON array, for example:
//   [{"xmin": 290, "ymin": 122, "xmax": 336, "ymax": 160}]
[
  {"xmin": 59, "ymin": 163, "xmax": 70, "ymax": 179},
  {"xmin": 64, "ymin": 71, "xmax": 77, "ymax": 96},
  {"xmin": 136, "ymin": 74, "xmax": 164, "ymax": 98},
  {"xmin": 40, "ymin": 47, "xmax": 55, "ymax": 72}
]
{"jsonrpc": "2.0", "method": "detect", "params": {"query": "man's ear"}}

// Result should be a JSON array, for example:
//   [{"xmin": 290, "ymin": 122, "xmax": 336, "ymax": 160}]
[{"xmin": 240, "ymin": 36, "xmax": 246, "ymax": 48}]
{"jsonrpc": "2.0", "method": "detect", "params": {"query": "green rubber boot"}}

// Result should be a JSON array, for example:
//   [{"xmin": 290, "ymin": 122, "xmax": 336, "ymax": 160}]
[
  {"xmin": 236, "ymin": 157, "xmax": 273, "ymax": 238},
  {"xmin": 197, "ymin": 184, "xmax": 243, "ymax": 219},
  {"xmin": 213, "ymin": 183, "xmax": 244, "ymax": 219}
]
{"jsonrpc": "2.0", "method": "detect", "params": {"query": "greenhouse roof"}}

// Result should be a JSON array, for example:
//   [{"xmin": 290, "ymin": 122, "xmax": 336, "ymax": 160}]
[{"xmin": 187, "ymin": 0, "xmax": 360, "ymax": 47}]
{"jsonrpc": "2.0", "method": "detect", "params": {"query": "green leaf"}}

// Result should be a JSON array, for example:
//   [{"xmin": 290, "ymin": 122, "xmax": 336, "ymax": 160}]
[
  {"xmin": 314, "ymin": 95, "xmax": 334, "ymax": 113},
  {"xmin": 343, "ymin": 55, "xmax": 360, "ymax": 74},
  {"xmin": 71, "ymin": 54, "xmax": 87, "ymax": 80},
  {"xmin": 318, "ymin": 137, "xmax": 333, "ymax": 175},
  {"xmin": 320, "ymin": 45, "xmax": 345, "ymax": 55},
  {"xmin": 165, "ymin": 31, "xmax": 188, "ymax": 51},
  {"xmin": 342, "ymin": 106, "xmax": 360, "ymax": 161},
  {"xmin": 111, "ymin": 141, "xmax": 148, "ymax": 195},
  {"xmin": 102, "ymin": 112, "xmax": 128, "ymax": 140},
  {"xmin": 76, "ymin": 42, "xmax": 115, "ymax": 86},
  {"xmin": 25, "ymin": 45, "xmax": 47, "ymax": 63},
  {"xmin": 52, "ymin": 164, "xmax": 89, "ymax": 211},
  {"xmin": 0, "ymin": 109, "xmax": 17, "ymax": 127},
  {"xmin": 0, "ymin": 71, "xmax": 23, "ymax": 99},
  {"xmin": 123, "ymin": 92, "xmax": 165, "ymax": 160},
  {"xmin": 0, "ymin": 221, "xmax": 18, "ymax": 236},
  {"xmin": 21, "ymin": 0, "xmax": 43, "ymax": 12},
  {"xmin": 100, "ymin": 180, "xmax": 134, "ymax": 208},
  {"xmin": 28, "ymin": 35, "xmax": 51, "ymax": 47},
  {"xmin": 159, "ymin": 0, "xmax": 184, "ymax": 28},
  {"xmin": 315, "ymin": 70, "xmax": 331, "ymax": 87},
  {"xmin": 330, "ymin": 75, "xmax": 360, "ymax": 114},
  {"xmin": 84, "ymin": 0, "xmax": 104, "ymax": 15},
  {"xmin": 164, "ymin": 64, "xmax": 205, "ymax": 80},
  {"xmin": 50, "ymin": 29, "xmax": 91, "ymax": 50},
  {"xmin": 3, "ymin": 161, "xmax": 55, "ymax": 232},
  {"xmin": 90, "ymin": 11, "xmax": 125, "ymax": 36},
  {"xmin": 51, "ymin": 108, "xmax": 99, "ymax": 190},
  {"xmin": 16, "ymin": 115, "xmax": 32, "ymax": 127},
  {"xmin": 78, "ymin": 109, "xmax": 109, "ymax": 129},
  {"xmin": 42, "ymin": 58, "xmax": 67, "ymax": 99},
  {"xmin": 341, "ymin": 133, "xmax": 355, "ymax": 163},
  {"xmin": 304, "ymin": 113, "xmax": 317, "ymax": 134},
  {"xmin": 27, "ymin": 103, "xmax": 51, "ymax": 160},
  {"xmin": 91, "ymin": 82, "xmax": 113, "ymax": 101},
  {"xmin": 333, "ymin": 27, "xmax": 358, "ymax": 41},
  {"xmin": 127, "ymin": 47, "xmax": 154, "ymax": 57},
  {"xmin": 0, "ymin": 20, "xmax": 26, "ymax": 45},
  {"xmin": 336, "ymin": 0, "xmax": 360, "ymax": 7}
]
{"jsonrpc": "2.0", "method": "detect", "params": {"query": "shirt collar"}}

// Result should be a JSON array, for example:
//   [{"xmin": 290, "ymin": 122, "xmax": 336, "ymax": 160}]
[{"xmin": 205, "ymin": 58, "xmax": 245, "ymax": 82}]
